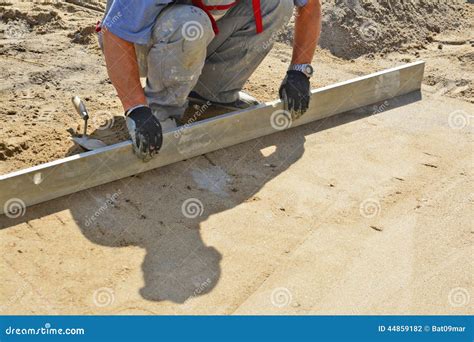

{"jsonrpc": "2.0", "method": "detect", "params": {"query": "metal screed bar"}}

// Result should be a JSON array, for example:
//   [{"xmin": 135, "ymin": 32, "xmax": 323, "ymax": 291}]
[{"xmin": 0, "ymin": 61, "xmax": 425, "ymax": 215}]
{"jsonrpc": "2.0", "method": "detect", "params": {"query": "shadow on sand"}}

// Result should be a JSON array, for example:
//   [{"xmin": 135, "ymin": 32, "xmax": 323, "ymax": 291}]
[{"xmin": 0, "ymin": 91, "xmax": 421, "ymax": 303}]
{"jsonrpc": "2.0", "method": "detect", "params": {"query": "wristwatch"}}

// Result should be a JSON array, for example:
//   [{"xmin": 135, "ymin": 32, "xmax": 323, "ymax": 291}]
[{"xmin": 288, "ymin": 64, "xmax": 314, "ymax": 78}]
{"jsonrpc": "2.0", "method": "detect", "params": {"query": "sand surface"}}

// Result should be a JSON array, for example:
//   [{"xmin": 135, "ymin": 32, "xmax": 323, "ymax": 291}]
[{"xmin": 0, "ymin": 1, "xmax": 473, "ymax": 314}]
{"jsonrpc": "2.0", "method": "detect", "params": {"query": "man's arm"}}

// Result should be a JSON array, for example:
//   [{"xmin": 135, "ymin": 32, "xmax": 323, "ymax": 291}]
[
  {"xmin": 102, "ymin": 29, "xmax": 147, "ymax": 111},
  {"xmin": 99, "ymin": 1, "xmax": 166, "ymax": 160},
  {"xmin": 102, "ymin": 29, "xmax": 162, "ymax": 161},
  {"xmin": 279, "ymin": 0, "xmax": 321, "ymax": 119},
  {"xmin": 292, "ymin": 0, "xmax": 321, "ymax": 64}
]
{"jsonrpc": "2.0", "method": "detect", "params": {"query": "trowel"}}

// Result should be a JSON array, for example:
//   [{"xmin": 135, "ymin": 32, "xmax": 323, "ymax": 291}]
[{"xmin": 71, "ymin": 96, "xmax": 107, "ymax": 151}]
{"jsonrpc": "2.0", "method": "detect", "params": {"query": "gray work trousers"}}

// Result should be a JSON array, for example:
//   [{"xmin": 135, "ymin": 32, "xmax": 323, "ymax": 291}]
[{"xmin": 135, "ymin": 0, "xmax": 294, "ymax": 121}]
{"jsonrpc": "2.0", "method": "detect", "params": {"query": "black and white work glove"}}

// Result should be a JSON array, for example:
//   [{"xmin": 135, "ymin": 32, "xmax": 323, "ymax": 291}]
[
  {"xmin": 279, "ymin": 71, "xmax": 311, "ymax": 120},
  {"xmin": 125, "ymin": 106, "xmax": 163, "ymax": 161}
]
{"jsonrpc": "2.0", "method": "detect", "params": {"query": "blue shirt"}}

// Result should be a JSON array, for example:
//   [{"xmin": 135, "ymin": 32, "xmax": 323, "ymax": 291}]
[
  {"xmin": 103, "ymin": 0, "xmax": 172, "ymax": 44},
  {"xmin": 103, "ymin": 0, "xmax": 308, "ymax": 44}
]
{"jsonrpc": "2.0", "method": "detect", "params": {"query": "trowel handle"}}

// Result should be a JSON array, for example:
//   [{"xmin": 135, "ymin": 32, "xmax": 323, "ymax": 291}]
[{"xmin": 72, "ymin": 96, "xmax": 89, "ymax": 121}]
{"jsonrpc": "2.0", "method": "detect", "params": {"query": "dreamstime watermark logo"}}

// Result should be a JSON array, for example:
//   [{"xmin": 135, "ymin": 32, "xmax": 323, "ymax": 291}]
[
  {"xmin": 181, "ymin": 198, "xmax": 204, "ymax": 218},
  {"xmin": 185, "ymin": 277, "xmax": 212, "ymax": 304},
  {"xmin": 182, "ymin": 21, "xmax": 204, "ymax": 41},
  {"xmin": 448, "ymin": 110, "xmax": 472, "ymax": 130},
  {"xmin": 4, "ymin": 20, "xmax": 29, "ymax": 41},
  {"xmin": 4, "ymin": 198, "xmax": 26, "ymax": 219},
  {"xmin": 359, "ymin": 20, "xmax": 380, "ymax": 41},
  {"xmin": 448, "ymin": 287, "xmax": 470, "ymax": 307},
  {"xmin": 271, "ymin": 287, "xmax": 293, "ymax": 308},
  {"xmin": 270, "ymin": 109, "xmax": 292, "ymax": 131},
  {"xmin": 359, "ymin": 198, "xmax": 381, "ymax": 218},
  {"xmin": 92, "ymin": 287, "xmax": 115, "ymax": 307},
  {"xmin": 174, "ymin": 101, "xmax": 211, "ymax": 139},
  {"xmin": 91, "ymin": 110, "xmax": 115, "ymax": 130},
  {"xmin": 181, "ymin": 277, "xmax": 213, "ymax": 309},
  {"xmin": 4, "ymin": 322, "xmax": 85, "ymax": 336},
  {"xmin": 84, "ymin": 190, "xmax": 122, "ymax": 227},
  {"xmin": 372, "ymin": 100, "xmax": 389, "ymax": 115},
  {"xmin": 101, "ymin": 11, "xmax": 123, "ymax": 32}
]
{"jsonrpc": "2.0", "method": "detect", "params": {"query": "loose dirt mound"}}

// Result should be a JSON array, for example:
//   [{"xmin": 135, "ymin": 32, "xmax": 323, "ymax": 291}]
[
  {"xmin": 0, "ymin": 7, "xmax": 65, "ymax": 36},
  {"xmin": 0, "ymin": 8, "xmax": 61, "ymax": 27},
  {"xmin": 279, "ymin": 0, "xmax": 470, "ymax": 59},
  {"xmin": 321, "ymin": 0, "xmax": 469, "ymax": 59},
  {"xmin": 68, "ymin": 25, "xmax": 97, "ymax": 44}
]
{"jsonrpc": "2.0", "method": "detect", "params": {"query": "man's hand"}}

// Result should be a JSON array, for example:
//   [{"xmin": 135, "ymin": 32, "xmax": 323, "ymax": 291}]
[
  {"xmin": 126, "ymin": 106, "xmax": 163, "ymax": 161},
  {"xmin": 279, "ymin": 71, "xmax": 310, "ymax": 120}
]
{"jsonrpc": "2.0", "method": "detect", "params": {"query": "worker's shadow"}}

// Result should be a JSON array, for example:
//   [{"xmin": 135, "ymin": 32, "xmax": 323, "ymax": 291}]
[
  {"xmin": 0, "ymin": 92, "xmax": 422, "ymax": 304},
  {"xmin": 69, "ymin": 109, "xmax": 308, "ymax": 303}
]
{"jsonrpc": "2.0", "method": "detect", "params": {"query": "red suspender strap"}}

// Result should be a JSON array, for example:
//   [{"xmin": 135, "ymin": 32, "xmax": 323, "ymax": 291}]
[
  {"xmin": 252, "ymin": 0, "xmax": 263, "ymax": 34},
  {"xmin": 192, "ymin": 0, "xmax": 220, "ymax": 34}
]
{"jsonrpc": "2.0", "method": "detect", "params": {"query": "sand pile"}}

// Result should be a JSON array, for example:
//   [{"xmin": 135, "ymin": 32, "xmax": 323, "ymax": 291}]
[
  {"xmin": 0, "ymin": 7, "xmax": 65, "ymax": 36},
  {"xmin": 279, "ymin": 0, "xmax": 469, "ymax": 59},
  {"xmin": 68, "ymin": 25, "xmax": 97, "ymax": 45}
]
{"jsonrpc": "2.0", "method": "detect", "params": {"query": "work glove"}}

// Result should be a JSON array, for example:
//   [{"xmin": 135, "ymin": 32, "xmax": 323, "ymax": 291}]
[
  {"xmin": 279, "ymin": 70, "xmax": 311, "ymax": 120},
  {"xmin": 125, "ymin": 106, "xmax": 163, "ymax": 161}
]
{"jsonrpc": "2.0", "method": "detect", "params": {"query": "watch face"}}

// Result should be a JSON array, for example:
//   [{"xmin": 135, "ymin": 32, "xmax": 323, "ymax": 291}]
[{"xmin": 289, "ymin": 64, "xmax": 313, "ymax": 77}]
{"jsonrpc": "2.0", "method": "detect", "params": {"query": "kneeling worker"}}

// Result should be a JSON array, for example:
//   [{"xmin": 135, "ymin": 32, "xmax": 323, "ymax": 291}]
[{"xmin": 100, "ymin": 0, "xmax": 321, "ymax": 160}]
